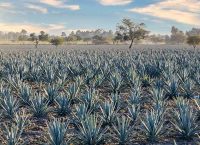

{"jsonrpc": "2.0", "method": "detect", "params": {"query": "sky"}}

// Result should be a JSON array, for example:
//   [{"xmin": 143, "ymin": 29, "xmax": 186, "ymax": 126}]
[{"xmin": 0, "ymin": 0, "xmax": 200, "ymax": 35}]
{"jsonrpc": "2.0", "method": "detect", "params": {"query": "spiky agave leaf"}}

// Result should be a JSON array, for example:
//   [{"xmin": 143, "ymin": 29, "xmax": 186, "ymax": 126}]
[
  {"xmin": 0, "ymin": 93, "xmax": 19, "ymax": 119},
  {"xmin": 165, "ymin": 78, "xmax": 179, "ymax": 99},
  {"xmin": 44, "ymin": 84, "xmax": 59, "ymax": 104},
  {"xmin": 76, "ymin": 114, "xmax": 107, "ymax": 145},
  {"xmin": 151, "ymin": 87, "xmax": 165, "ymax": 102},
  {"xmin": 181, "ymin": 79, "xmax": 195, "ymax": 99},
  {"xmin": 55, "ymin": 94, "xmax": 71, "ymax": 116},
  {"xmin": 172, "ymin": 100, "xmax": 200, "ymax": 140},
  {"xmin": 75, "ymin": 103, "xmax": 92, "ymax": 122},
  {"xmin": 128, "ymin": 104, "xmax": 140, "ymax": 125},
  {"xmin": 3, "ymin": 110, "xmax": 28, "ymax": 145},
  {"xmin": 141, "ymin": 109, "xmax": 164, "ymax": 142},
  {"xmin": 66, "ymin": 82, "xmax": 80, "ymax": 102},
  {"xmin": 18, "ymin": 83, "xmax": 32, "ymax": 105},
  {"xmin": 81, "ymin": 88, "xmax": 97, "ymax": 112},
  {"xmin": 100, "ymin": 101, "xmax": 117, "ymax": 126},
  {"xmin": 113, "ymin": 115, "xmax": 134, "ymax": 145},
  {"xmin": 128, "ymin": 88, "xmax": 141, "ymax": 106},
  {"xmin": 46, "ymin": 118, "xmax": 69, "ymax": 145},
  {"xmin": 110, "ymin": 71, "xmax": 123, "ymax": 94},
  {"xmin": 30, "ymin": 93, "xmax": 49, "ymax": 118}
]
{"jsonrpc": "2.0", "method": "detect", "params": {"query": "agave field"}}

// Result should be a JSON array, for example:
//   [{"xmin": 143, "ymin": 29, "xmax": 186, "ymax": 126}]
[{"xmin": 0, "ymin": 45, "xmax": 199, "ymax": 145}]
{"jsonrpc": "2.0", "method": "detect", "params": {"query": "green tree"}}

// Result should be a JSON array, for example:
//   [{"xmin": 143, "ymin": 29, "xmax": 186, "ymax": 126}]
[
  {"xmin": 50, "ymin": 37, "xmax": 64, "ymax": 48},
  {"xmin": 30, "ymin": 33, "xmax": 36, "ymax": 41},
  {"xmin": 39, "ymin": 31, "xmax": 49, "ymax": 41},
  {"xmin": 18, "ymin": 29, "xmax": 28, "ymax": 43},
  {"xmin": 29, "ymin": 33, "xmax": 39, "ymax": 48},
  {"xmin": 117, "ymin": 18, "xmax": 149, "ymax": 49},
  {"xmin": 187, "ymin": 36, "xmax": 200, "ymax": 48},
  {"xmin": 170, "ymin": 26, "xmax": 186, "ymax": 44}
]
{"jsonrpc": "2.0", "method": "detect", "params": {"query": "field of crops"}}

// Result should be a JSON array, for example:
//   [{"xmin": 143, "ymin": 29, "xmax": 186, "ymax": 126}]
[{"xmin": 0, "ymin": 44, "xmax": 199, "ymax": 145}]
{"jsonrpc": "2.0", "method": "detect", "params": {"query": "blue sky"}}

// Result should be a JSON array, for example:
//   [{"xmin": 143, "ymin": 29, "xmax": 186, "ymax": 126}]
[{"xmin": 0, "ymin": 0, "xmax": 199, "ymax": 35}]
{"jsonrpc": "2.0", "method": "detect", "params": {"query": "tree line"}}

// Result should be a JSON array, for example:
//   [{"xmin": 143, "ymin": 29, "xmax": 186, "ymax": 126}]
[{"xmin": 0, "ymin": 19, "xmax": 200, "ymax": 48}]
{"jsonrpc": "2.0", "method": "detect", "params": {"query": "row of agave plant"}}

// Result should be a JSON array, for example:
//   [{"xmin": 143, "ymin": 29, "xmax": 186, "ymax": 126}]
[
  {"xmin": 0, "ymin": 83, "xmax": 200, "ymax": 144},
  {"xmin": 0, "ymin": 48, "xmax": 199, "ymax": 144}
]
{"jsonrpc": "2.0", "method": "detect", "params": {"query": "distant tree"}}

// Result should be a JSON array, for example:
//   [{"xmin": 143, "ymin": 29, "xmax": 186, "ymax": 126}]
[
  {"xmin": 83, "ymin": 38, "xmax": 91, "ymax": 45},
  {"xmin": 67, "ymin": 31, "xmax": 78, "ymax": 43},
  {"xmin": 92, "ymin": 35, "xmax": 108, "ymax": 45},
  {"xmin": 149, "ymin": 34, "xmax": 165, "ymax": 44},
  {"xmin": 170, "ymin": 26, "xmax": 186, "ymax": 44},
  {"xmin": 50, "ymin": 37, "xmax": 64, "ymax": 48},
  {"xmin": 21, "ymin": 29, "xmax": 27, "ymax": 37},
  {"xmin": 39, "ymin": 31, "xmax": 49, "ymax": 41},
  {"xmin": 164, "ymin": 35, "xmax": 171, "ymax": 44},
  {"xmin": 187, "ymin": 36, "xmax": 200, "ymax": 49},
  {"xmin": 30, "ymin": 33, "xmax": 37, "ymax": 41},
  {"xmin": 61, "ymin": 32, "xmax": 67, "ymax": 37},
  {"xmin": 66, "ymin": 35, "xmax": 77, "ymax": 42},
  {"xmin": 76, "ymin": 35, "xmax": 82, "ymax": 41},
  {"xmin": 117, "ymin": 18, "xmax": 149, "ymax": 49},
  {"xmin": 18, "ymin": 29, "xmax": 28, "ymax": 42},
  {"xmin": 29, "ymin": 33, "xmax": 39, "ymax": 48},
  {"xmin": 113, "ymin": 32, "xmax": 123, "ymax": 44},
  {"xmin": 186, "ymin": 28, "xmax": 200, "ymax": 36}
]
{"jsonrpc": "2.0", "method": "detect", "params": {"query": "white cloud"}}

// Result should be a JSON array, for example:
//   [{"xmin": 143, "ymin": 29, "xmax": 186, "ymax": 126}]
[
  {"xmin": 26, "ymin": 4, "xmax": 48, "ymax": 14},
  {"xmin": 39, "ymin": 0, "xmax": 80, "ymax": 10},
  {"xmin": 0, "ymin": 2, "xmax": 14, "ymax": 9},
  {"xmin": 0, "ymin": 22, "xmax": 65, "ymax": 34},
  {"xmin": 0, "ymin": 22, "xmax": 92, "ymax": 35},
  {"xmin": 98, "ymin": 0, "xmax": 132, "ymax": 6},
  {"xmin": 129, "ymin": 0, "xmax": 200, "ymax": 26}
]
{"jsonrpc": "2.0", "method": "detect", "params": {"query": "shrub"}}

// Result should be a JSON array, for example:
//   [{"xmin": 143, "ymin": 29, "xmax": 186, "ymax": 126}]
[
  {"xmin": 50, "ymin": 37, "xmax": 64, "ymax": 48},
  {"xmin": 187, "ymin": 35, "xmax": 200, "ymax": 48}
]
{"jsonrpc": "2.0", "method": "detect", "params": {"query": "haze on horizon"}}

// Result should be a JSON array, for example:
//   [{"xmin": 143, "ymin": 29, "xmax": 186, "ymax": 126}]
[{"xmin": 0, "ymin": 0, "xmax": 200, "ymax": 35}]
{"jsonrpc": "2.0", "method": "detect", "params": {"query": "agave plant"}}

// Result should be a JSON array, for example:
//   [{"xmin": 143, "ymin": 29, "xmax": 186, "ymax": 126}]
[
  {"xmin": 128, "ymin": 104, "xmax": 140, "ymax": 125},
  {"xmin": 7, "ymin": 74, "xmax": 23, "ymax": 91},
  {"xmin": 110, "ymin": 72, "xmax": 123, "ymax": 94},
  {"xmin": 128, "ymin": 88, "xmax": 141, "ymax": 105},
  {"xmin": 112, "ymin": 115, "xmax": 134, "ymax": 145},
  {"xmin": 46, "ymin": 118, "xmax": 69, "ymax": 145},
  {"xmin": 141, "ymin": 75, "xmax": 151, "ymax": 87},
  {"xmin": 66, "ymin": 82, "xmax": 80, "ymax": 102},
  {"xmin": 110, "ymin": 93, "xmax": 120, "ymax": 110},
  {"xmin": 100, "ymin": 101, "xmax": 117, "ymax": 126},
  {"xmin": 76, "ymin": 114, "xmax": 107, "ymax": 145},
  {"xmin": 141, "ymin": 109, "xmax": 164, "ymax": 142},
  {"xmin": 93, "ymin": 73, "xmax": 105, "ymax": 89},
  {"xmin": 165, "ymin": 78, "xmax": 179, "ymax": 99},
  {"xmin": 44, "ymin": 84, "xmax": 59, "ymax": 104},
  {"xmin": 194, "ymin": 98, "xmax": 200, "ymax": 120},
  {"xmin": 75, "ymin": 103, "xmax": 91, "ymax": 122},
  {"xmin": 174, "ymin": 97, "xmax": 189, "ymax": 110},
  {"xmin": 0, "ymin": 94, "xmax": 19, "ymax": 119},
  {"xmin": 30, "ymin": 94, "xmax": 49, "ymax": 118},
  {"xmin": 81, "ymin": 89, "xmax": 97, "ymax": 112},
  {"xmin": 125, "ymin": 67, "xmax": 141, "ymax": 88},
  {"xmin": 177, "ymin": 68, "xmax": 190, "ymax": 83},
  {"xmin": 3, "ymin": 111, "xmax": 28, "ymax": 145},
  {"xmin": 181, "ymin": 79, "xmax": 194, "ymax": 99},
  {"xmin": 18, "ymin": 83, "xmax": 32, "ymax": 105},
  {"xmin": 55, "ymin": 94, "xmax": 71, "ymax": 116},
  {"xmin": 172, "ymin": 100, "xmax": 199, "ymax": 140},
  {"xmin": 44, "ymin": 66, "xmax": 57, "ymax": 84},
  {"xmin": 151, "ymin": 87, "xmax": 165, "ymax": 102}
]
